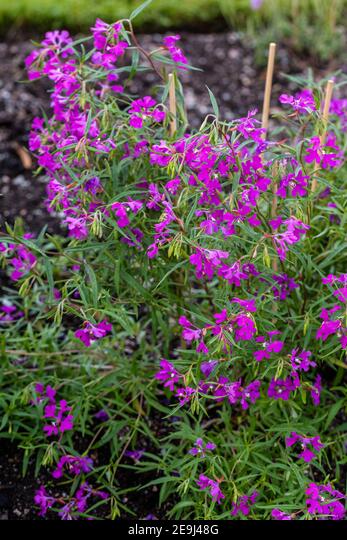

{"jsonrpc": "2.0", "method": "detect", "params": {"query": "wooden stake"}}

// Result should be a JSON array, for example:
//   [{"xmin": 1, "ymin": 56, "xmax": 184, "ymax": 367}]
[
  {"xmin": 261, "ymin": 43, "xmax": 277, "ymax": 271},
  {"xmin": 319, "ymin": 79, "xmax": 334, "ymax": 146},
  {"xmin": 168, "ymin": 73, "xmax": 177, "ymax": 137},
  {"xmin": 261, "ymin": 42, "xmax": 276, "ymax": 136},
  {"xmin": 311, "ymin": 79, "xmax": 334, "ymax": 193}
]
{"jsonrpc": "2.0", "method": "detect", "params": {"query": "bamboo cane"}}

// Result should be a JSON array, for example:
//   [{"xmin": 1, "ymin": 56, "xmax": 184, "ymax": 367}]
[
  {"xmin": 311, "ymin": 79, "xmax": 334, "ymax": 193},
  {"xmin": 261, "ymin": 42, "xmax": 276, "ymax": 136},
  {"xmin": 168, "ymin": 73, "xmax": 177, "ymax": 137},
  {"xmin": 261, "ymin": 43, "xmax": 277, "ymax": 271}
]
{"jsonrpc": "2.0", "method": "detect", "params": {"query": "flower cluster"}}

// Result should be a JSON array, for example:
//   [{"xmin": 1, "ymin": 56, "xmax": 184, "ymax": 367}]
[
  {"xmin": 163, "ymin": 35, "xmax": 188, "ymax": 67},
  {"xmin": 35, "ymin": 383, "xmax": 73, "ymax": 437},
  {"xmin": 231, "ymin": 492, "xmax": 258, "ymax": 516},
  {"xmin": 279, "ymin": 89, "xmax": 316, "ymax": 114},
  {"xmin": 35, "ymin": 483, "xmax": 108, "ymax": 520},
  {"xmin": 52, "ymin": 455, "xmax": 94, "ymax": 479},
  {"xmin": 189, "ymin": 438, "xmax": 216, "ymax": 457},
  {"xmin": 0, "ymin": 237, "xmax": 37, "ymax": 281},
  {"xmin": 285, "ymin": 432, "xmax": 324, "ymax": 463},
  {"xmin": 305, "ymin": 483, "xmax": 345, "ymax": 520},
  {"xmin": 196, "ymin": 474, "xmax": 225, "ymax": 504},
  {"xmin": 0, "ymin": 304, "xmax": 24, "ymax": 323},
  {"xmin": 316, "ymin": 274, "xmax": 347, "ymax": 349},
  {"xmin": 75, "ymin": 319, "xmax": 112, "ymax": 347},
  {"xmin": 129, "ymin": 96, "xmax": 165, "ymax": 129},
  {"xmin": 271, "ymin": 508, "xmax": 292, "ymax": 520}
]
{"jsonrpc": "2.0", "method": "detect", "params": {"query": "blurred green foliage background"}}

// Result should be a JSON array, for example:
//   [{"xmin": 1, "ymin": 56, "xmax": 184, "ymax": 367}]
[{"xmin": 0, "ymin": 0, "xmax": 346, "ymax": 62}]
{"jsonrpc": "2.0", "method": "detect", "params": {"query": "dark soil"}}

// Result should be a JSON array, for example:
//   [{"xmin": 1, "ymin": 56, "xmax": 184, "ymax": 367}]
[
  {"xmin": 0, "ymin": 439, "xmax": 50, "ymax": 520},
  {"xmin": 0, "ymin": 408, "xmax": 175, "ymax": 520}
]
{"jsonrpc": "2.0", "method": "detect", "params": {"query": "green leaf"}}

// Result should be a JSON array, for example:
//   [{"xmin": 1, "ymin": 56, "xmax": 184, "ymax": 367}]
[
  {"xmin": 324, "ymin": 399, "xmax": 344, "ymax": 430},
  {"xmin": 206, "ymin": 86, "xmax": 219, "ymax": 118},
  {"xmin": 43, "ymin": 257, "xmax": 54, "ymax": 302},
  {"xmin": 129, "ymin": 0, "xmax": 153, "ymax": 20},
  {"xmin": 85, "ymin": 263, "xmax": 99, "ymax": 306}
]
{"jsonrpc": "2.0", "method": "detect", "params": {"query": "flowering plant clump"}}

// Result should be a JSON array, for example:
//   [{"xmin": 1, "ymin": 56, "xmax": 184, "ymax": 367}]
[{"xmin": 0, "ymin": 2, "xmax": 346, "ymax": 521}]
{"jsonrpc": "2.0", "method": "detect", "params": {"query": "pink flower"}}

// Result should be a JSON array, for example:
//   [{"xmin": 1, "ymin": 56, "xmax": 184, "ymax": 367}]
[
  {"xmin": 75, "ymin": 320, "xmax": 112, "ymax": 347},
  {"xmin": 290, "ymin": 349, "xmax": 316, "ymax": 372},
  {"xmin": 310, "ymin": 375, "xmax": 322, "ymax": 406},
  {"xmin": 279, "ymin": 90, "xmax": 315, "ymax": 114},
  {"xmin": 272, "ymin": 508, "xmax": 292, "ymax": 520},
  {"xmin": 155, "ymin": 359, "xmax": 181, "ymax": 391},
  {"xmin": 175, "ymin": 386, "xmax": 196, "ymax": 406},
  {"xmin": 254, "ymin": 332, "xmax": 284, "ymax": 362},
  {"xmin": 285, "ymin": 432, "xmax": 324, "ymax": 462},
  {"xmin": 163, "ymin": 35, "xmax": 188, "ymax": 68},
  {"xmin": 306, "ymin": 483, "xmax": 345, "ymax": 520},
  {"xmin": 196, "ymin": 474, "xmax": 225, "ymax": 504},
  {"xmin": 52, "ymin": 455, "xmax": 93, "ymax": 478},
  {"xmin": 34, "ymin": 486, "xmax": 56, "ymax": 517},
  {"xmin": 43, "ymin": 399, "xmax": 74, "ymax": 437},
  {"xmin": 129, "ymin": 96, "xmax": 165, "ymax": 129},
  {"xmin": 268, "ymin": 376, "xmax": 295, "ymax": 401},
  {"xmin": 231, "ymin": 491, "xmax": 258, "ymax": 516},
  {"xmin": 189, "ymin": 438, "xmax": 216, "ymax": 457}
]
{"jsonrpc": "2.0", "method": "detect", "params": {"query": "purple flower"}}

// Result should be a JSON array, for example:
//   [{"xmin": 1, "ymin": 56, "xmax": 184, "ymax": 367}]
[
  {"xmin": 52, "ymin": 455, "xmax": 93, "ymax": 478},
  {"xmin": 268, "ymin": 376, "xmax": 295, "ymax": 401},
  {"xmin": 129, "ymin": 96, "xmax": 165, "ymax": 129},
  {"xmin": 240, "ymin": 380, "xmax": 261, "ymax": 409},
  {"xmin": 285, "ymin": 432, "xmax": 324, "ymax": 463},
  {"xmin": 163, "ymin": 35, "xmax": 188, "ymax": 68},
  {"xmin": 94, "ymin": 409, "xmax": 109, "ymax": 422},
  {"xmin": 84, "ymin": 176, "xmax": 102, "ymax": 195},
  {"xmin": 315, "ymin": 304, "xmax": 344, "ymax": 346},
  {"xmin": 200, "ymin": 360, "xmax": 218, "ymax": 378},
  {"xmin": 63, "ymin": 216, "xmax": 89, "ymax": 240},
  {"xmin": 250, "ymin": 0, "xmax": 264, "ymax": 9},
  {"xmin": 270, "ymin": 273, "xmax": 299, "ymax": 301},
  {"xmin": 196, "ymin": 474, "xmax": 225, "ymax": 504},
  {"xmin": 273, "ymin": 217, "xmax": 310, "ymax": 261},
  {"xmin": 6, "ymin": 244, "xmax": 37, "ymax": 281},
  {"xmin": 235, "ymin": 109, "xmax": 265, "ymax": 143},
  {"xmin": 34, "ymin": 486, "xmax": 56, "ymax": 517},
  {"xmin": 304, "ymin": 135, "xmax": 342, "ymax": 169},
  {"xmin": 276, "ymin": 169, "xmax": 308, "ymax": 198},
  {"xmin": 43, "ymin": 399, "xmax": 74, "ymax": 437},
  {"xmin": 306, "ymin": 483, "xmax": 346, "ymax": 520},
  {"xmin": 310, "ymin": 375, "xmax": 322, "ymax": 406},
  {"xmin": 75, "ymin": 319, "xmax": 112, "ymax": 347},
  {"xmin": 125, "ymin": 449, "xmax": 145, "ymax": 462},
  {"xmin": 232, "ymin": 297, "xmax": 257, "ymax": 313},
  {"xmin": 176, "ymin": 386, "xmax": 196, "ymax": 406},
  {"xmin": 316, "ymin": 319, "xmax": 341, "ymax": 341},
  {"xmin": 279, "ymin": 90, "xmax": 315, "ymax": 114},
  {"xmin": 234, "ymin": 313, "xmax": 257, "ymax": 342},
  {"xmin": 155, "ymin": 359, "xmax": 181, "ymax": 391},
  {"xmin": 189, "ymin": 438, "xmax": 216, "ymax": 457},
  {"xmin": 178, "ymin": 315, "xmax": 203, "ymax": 344},
  {"xmin": 254, "ymin": 331, "xmax": 284, "ymax": 362},
  {"xmin": 0, "ymin": 304, "xmax": 24, "ymax": 323},
  {"xmin": 290, "ymin": 349, "xmax": 316, "ymax": 372},
  {"xmin": 34, "ymin": 383, "xmax": 56, "ymax": 404},
  {"xmin": 272, "ymin": 508, "xmax": 292, "ymax": 520},
  {"xmin": 231, "ymin": 491, "xmax": 258, "ymax": 516}
]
